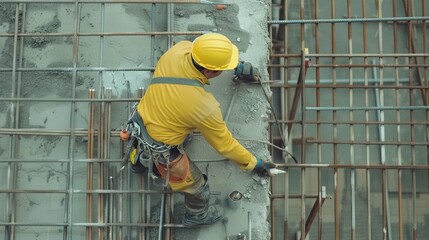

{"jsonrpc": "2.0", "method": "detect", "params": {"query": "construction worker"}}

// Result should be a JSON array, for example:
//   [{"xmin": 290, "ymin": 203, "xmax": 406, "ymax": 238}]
[{"xmin": 130, "ymin": 32, "xmax": 276, "ymax": 226}]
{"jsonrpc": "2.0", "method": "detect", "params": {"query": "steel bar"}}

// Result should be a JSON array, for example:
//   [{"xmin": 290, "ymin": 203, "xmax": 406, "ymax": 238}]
[
  {"xmin": 0, "ymin": 98, "xmax": 139, "ymax": 103},
  {"xmin": 330, "ymin": 1, "xmax": 339, "ymax": 238},
  {"xmin": 298, "ymin": 43, "xmax": 307, "ymax": 240},
  {"xmin": 0, "ymin": 222, "xmax": 210, "ymax": 228},
  {"xmin": 270, "ymin": 53, "xmax": 429, "ymax": 58},
  {"xmin": 361, "ymin": 2, "xmax": 372, "ymax": 238},
  {"xmin": 272, "ymin": 120, "xmax": 428, "ymax": 126},
  {"xmin": 268, "ymin": 63, "xmax": 429, "ymax": 68},
  {"xmin": 347, "ymin": 1, "xmax": 356, "ymax": 238},
  {"xmin": 313, "ymin": 0, "xmax": 323, "ymax": 237},
  {"xmin": 87, "ymin": 89, "xmax": 96, "ymax": 240},
  {"xmin": 105, "ymin": 88, "xmax": 114, "ymax": 240},
  {"xmin": 5, "ymin": 4, "xmax": 21, "ymax": 240},
  {"xmin": 304, "ymin": 187, "xmax": 327, "ymax": 238},
  {"xmin": 0, "ymin": 31, "xmax": 205, "ymax": 37},
  {"xmin": 287, "ymin": 57, "xmax": 310, "ymax": 138},
  {"xmin": 306, "ymin": 106, "xmax": 429, "ymax": 111},
  {"xmin": 391, "ymin": 2, "xmax": 404, "ymax": 239},
  {"xmin": 402, "ymin": 0, "xmax": 427, "ymax": 107},
  {"xmin": 64, "ymin": 1, "xmax": 81, "ymax": 238},
  {"xmin": 305, "ymin": 139, "xmax": 428, "ymax": 146},
  {"xmin": 1, "ymin": 0, "xmax": 219, "ymax": 3},
  {"xmin": 282, "ymin": 0, "xmax": 290, "ymax": 232},
  {"xmin": 271, "ymin": 84, "xmax": 429, "ymax": 90},
  {"xmin": 275, "ymin": 164, "xmax": 429, "ymax": 170},
  {"xmin": 405, "ymin": 1, "xmax": 418, "ymax": 238},
  {"xmin": 0, "ymin": 67, "xmax": 154, "ymax": 72},
  {"xmin": 268, "ymin": 16, "xmax": 429, "ymax": 24},
  {"xmin": 98, "ymin": 88, "xmax": 105, "ymax": 240}
]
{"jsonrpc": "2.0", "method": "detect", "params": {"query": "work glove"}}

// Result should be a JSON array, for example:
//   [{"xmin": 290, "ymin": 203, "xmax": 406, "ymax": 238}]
[
  {"xmin": 253, "ymin": 158, "xmax": 277, "ymax": 177},
  {"xmin": 233, "ymin": 61, "xmax": 260, "ymax": 83}
]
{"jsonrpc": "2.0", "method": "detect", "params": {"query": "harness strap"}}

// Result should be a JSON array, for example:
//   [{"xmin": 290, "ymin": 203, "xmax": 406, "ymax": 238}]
[{"xmin": 150, "ymin": 77, "xmax": 204, "ymax": 88}]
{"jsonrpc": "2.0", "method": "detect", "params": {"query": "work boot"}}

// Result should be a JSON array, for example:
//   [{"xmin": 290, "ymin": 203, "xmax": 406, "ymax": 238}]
[
  {"xmin": 182, "ymin": 204, "xmax": 224, "ymax": 227},
  {"xmin": 182, "ymin": 175, "xmax": 224, "ymax": 226}
]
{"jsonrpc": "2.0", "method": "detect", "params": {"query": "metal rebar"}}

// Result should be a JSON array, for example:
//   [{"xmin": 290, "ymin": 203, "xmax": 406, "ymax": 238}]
[
  {"xmin": 1, "ymin": 0, "xmax": 218, "ymax": 3},
  {"xmin": 5, "ymin": 4, "xmax": 21, "ymax": 240},
  {"xmin": 268, "ymin": 16, "xmax": 429, "ymax": 24},
  {"xmin": 306, "ymin": 106, "xmax": 429, "ymax": 111},
  {"xmin": 87, "ymin": 89, "xmax": 96, "ymax": 240},
  {"xmin": 347, "ymin": 1, "xmax": 356, "ymax": 238},
  {"xmin": 270, "ymin": 53, "xmax": 429, "ymax": 58},
  {"xmin": 0, "ymin": 66, "xmax": 155, "ymax": 72},
  {"xmin": 0, "ymin": 30, "xmax": 205, "ymax": 38},
  {"xmin": 330, "ymin": 1, "xmax": 339, "ymax": 239}
]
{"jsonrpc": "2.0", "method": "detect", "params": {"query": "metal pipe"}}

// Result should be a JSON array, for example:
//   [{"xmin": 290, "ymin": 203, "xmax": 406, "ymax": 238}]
[{"xmin": 268, "ymin": 16, "xmax": 429, "ymax": 24}]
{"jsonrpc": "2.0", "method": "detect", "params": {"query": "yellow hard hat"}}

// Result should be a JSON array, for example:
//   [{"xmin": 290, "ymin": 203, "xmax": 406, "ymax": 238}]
[{"xmin": 191, "ymin": 33, "xmax": 239, "ymax": 71}]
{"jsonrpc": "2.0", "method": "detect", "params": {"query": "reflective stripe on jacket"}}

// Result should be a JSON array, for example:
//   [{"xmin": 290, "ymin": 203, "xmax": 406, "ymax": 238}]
[{"xmin": 137, "ymin": 41, "xmax": 257, "ymax": 170}]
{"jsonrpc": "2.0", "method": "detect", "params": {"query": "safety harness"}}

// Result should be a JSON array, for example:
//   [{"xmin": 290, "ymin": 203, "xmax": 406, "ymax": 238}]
[{"xmin": 120, "ymin": 77, "xmax": 204, "ymax": 183}]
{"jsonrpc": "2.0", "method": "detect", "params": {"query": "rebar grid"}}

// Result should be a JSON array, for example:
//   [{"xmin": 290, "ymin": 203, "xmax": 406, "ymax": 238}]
[
  {"xmin": 0, "ymin": 1, "xmax": 212, "ymax": 240},
  {"xmin": 269, "ymin": 0, "xmax": 428, "ymax": 240}
]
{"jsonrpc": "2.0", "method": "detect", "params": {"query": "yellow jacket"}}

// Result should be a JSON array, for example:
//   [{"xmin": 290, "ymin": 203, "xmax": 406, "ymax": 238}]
[{"xmin": 137, "ymin": 41, "xmax": 257, "ymax": 170}]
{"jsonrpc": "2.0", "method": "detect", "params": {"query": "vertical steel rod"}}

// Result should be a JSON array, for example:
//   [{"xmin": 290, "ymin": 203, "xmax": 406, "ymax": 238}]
[
  {"xmin": 65, "ymin": 0, "xmax": 81, "ymax": 238},
  {"xmin": 98, "ymin": 88, "xmax": 105, "ymax": 240},
  {"xmin": 105, "ymin": 88, "xmax": 113, "ymax": 239},
  {"xmin": 406, "ymin": 2, "xmax": 418, "ymax": 238},
  {"xmin": 391, "ymin": 1, "xmax": 403, "ymax": 239},
  {"xmin": 347, "ymin": 1, "xmax": 356, "ymax": 239},
  {"xmin": 313, "ymin": 0, "xmax": 322, "ymax": 239},
  {"xmin": 299, "ymin": 49, "xmax": 307, "ymax": 240},
  {"xmin": 97, "ymin": 2, "xmax": 107, "ymax": 239},
  {"xmin": 361, "ymin": 1, "xmax": 372, "ymax": 240},
  {"xmin": 87, "ymin": 89, "xmax": 96, "ymax": 240},
  {"xmin": 283, "ymin": 2, "xmax": 290, "ymax": 239},
  {"xmin": 5, "ymin": 4, "xmax": 21, "ymax": 240},
  {"xmin": 330, "ymin": 0, "xmax": 339, "ymax": 239}
]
